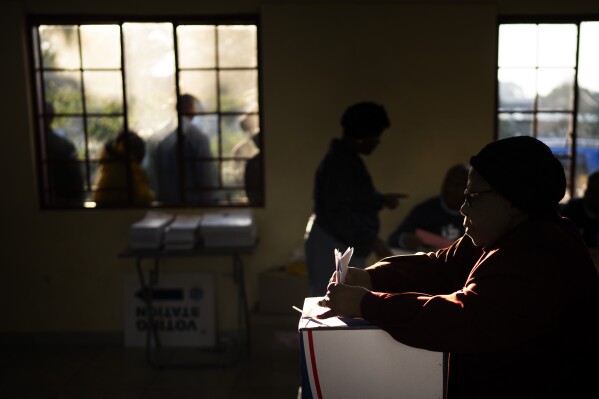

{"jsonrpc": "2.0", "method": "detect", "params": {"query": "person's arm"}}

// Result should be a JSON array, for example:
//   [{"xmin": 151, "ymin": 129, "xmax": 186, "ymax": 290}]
[{"xmin": 360, "ymin": 241, "xmax": 562, "ymax": 353}]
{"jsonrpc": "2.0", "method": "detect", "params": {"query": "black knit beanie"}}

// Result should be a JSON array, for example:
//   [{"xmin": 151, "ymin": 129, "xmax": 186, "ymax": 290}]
[
  {"xmin": 340, "ymin": 102, "xmax": 390, "ymax": 139},
  {"xmin": 469, "ymin": 136, "xmax": 566, "ymax": 216}
]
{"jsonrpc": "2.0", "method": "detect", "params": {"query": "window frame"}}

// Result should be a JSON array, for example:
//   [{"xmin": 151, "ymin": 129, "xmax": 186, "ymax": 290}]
[
  {"xmin": 496, "ymin": 15, "xmax": 599, "ymax": 200},
  {"xmin": 27, "ymin": 14, "xmax": 264, "ymax": 210}
]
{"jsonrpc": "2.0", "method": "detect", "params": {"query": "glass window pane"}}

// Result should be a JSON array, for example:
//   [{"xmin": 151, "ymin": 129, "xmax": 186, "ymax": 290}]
[
  {"xmin": 219, "ymin": 70, "xmax": 258, "ymax": 112},
  {"xmin": 579, "ymin": 22, "xmax": 599, "ymax": 114},
  {"xmin": 537, "ymin": 112, "xmax": 571, "ymax": 140},
  {"xmin": 80, "ymin": 25, "xmax": 121, "ymax": 69},
  {"xmin": 193, "ymin": 114, "xmax": 219, "ymax": 150},
  {"xmin": 44, "ymin": 71, "xmax": 83, "ymax": 114},
  {"xmin": 498, "ymin": 24, "xmax": 537, "ymax": 68},
  {"xmin": 221, "ymin": 114, "xmax": 254, "ymax": 155},
  {"xmin": 123, "ymin": 23, "xmax": 177, "ymax": 140},
  {"xmin": 83, "ymin": 71, "xmax": 124, "ymax": 114},
  {"xmin": 179, "ymin": 71, "xmax": 218, "ymax": 112},
  {"xmin": 39, "ymin": 25, "xmax": 81, "ymax": 69},
  {"xmin": 177, "ymin": 25, "xmax": 216, "ymax": 68},
  {"xmin": 538, "ymin": 24, "xmax": 577, "ymax": 68},
  {"xmin": 498, "ymin": 112, "xmax": 533, "ymax": 139},
  {"xmin": 210, "ymin": 188, "xmax": 246, "ymax": 205},
  {"xmin": 577, "ymin": 112, "xmax": 599, "ymax": 140},
  {"xmin": 576, "ymin": 138, "xmax": 599, "ymax": 177},
  {"xmin": 498, "ymin": 68, "xmax": 536, "ymax": 111},
  {"xmin": 48, "ymin": 116, "xmax": 86, "ymax": 159},
  {"xmin": 537, "ymin": 68, "xmax": 575, "ymax": 110},
  {"xmin": 217, "ymin": 25, "xmax": 257, "ymax": 68},
  {"xmin": 87, "ymin": 116, "xmax": 124, "ymax": 159}
]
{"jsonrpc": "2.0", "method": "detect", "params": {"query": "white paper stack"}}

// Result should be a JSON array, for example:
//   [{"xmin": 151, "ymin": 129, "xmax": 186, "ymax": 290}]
[
  {"xmin": 128, "ymin": 211, "xmax": 175, "ymax": 250},
  {"xmin": 200, "ymin": 210, "xmax": 256, "ymax": 247},
  {"xmin": 164, "ymin": 214, "xmax": 203, "ymax": 250}
]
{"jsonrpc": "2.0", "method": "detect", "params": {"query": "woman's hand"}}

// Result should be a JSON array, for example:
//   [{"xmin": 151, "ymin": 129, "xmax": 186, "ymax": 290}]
[
  {"xmin": 326, "ymin": 267, "xmax": 372, "ymax": 289},
  {"xmin": 317, "ymin": 282, "xmax": 369, "ymax": 319}
]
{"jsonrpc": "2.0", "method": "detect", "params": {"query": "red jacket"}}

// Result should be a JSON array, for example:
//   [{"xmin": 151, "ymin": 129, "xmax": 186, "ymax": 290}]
[{"xmin": 362, "ymin": 216, "xmax": 599, "ymax": 398}]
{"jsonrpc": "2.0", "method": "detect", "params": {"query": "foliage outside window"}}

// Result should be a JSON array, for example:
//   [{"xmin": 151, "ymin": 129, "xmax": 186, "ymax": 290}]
[
  {"xmin": 29, "ymin": 17, "xmax": 263, "ymax": 209},
  {"xmin": 497, "ymin": 19, "xmax": 599, "ymax": 200}
]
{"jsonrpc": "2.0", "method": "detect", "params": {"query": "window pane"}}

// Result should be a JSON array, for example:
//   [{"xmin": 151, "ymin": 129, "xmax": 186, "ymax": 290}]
[
  {"xmin": 83, "ymin": 71, "xmax": 124, "ymax": 114},
  {"xmin": 44, "ymin": 71, "xmax": 83, "ymax": 113},
  {"xmin": 218, "ymin": 25, "xmax": 257, "ymax": 68},
  {"xmin": 219, "ymin": 70, "xmax": 258, "ymax": 112},
  {"xmin": 32, "ymin": 19, "xmax": 260, "ymax": 209},
  {"xmin": 498, "ymin": 112, "xmax": 533, "ymax": 139},
  {"xmin": 498, "ymin": 24, "xmax": 537, "ymax": 67},
  {"xmin": 87, "ymin": 116, "xmax": 124, "ymax": 159},
  {"xmin": 39, "ymin": 25, "xmax": 81, "ymax": 69},
  {"xmin": 498, "ymin": 68, "xmax": 536, "ymax": 111},
  {"xmin": 537, "ymin": 68, "xmax": 575, "ymax": 110},
  {"xmin": 49, "ymin": 116, "xmax": 86, "ymax": 159},
  {"xmin": 177, "ymin": 25, "xmax": 216, "ymax": 68},
  {"xmin": 537, "ymin": 112, "xmax": 571, "ymax": 139},
  {"xmin": 538, "ymin": 24, "xmax": 577, "ymax": 67},
  {"xmin": 123, "ymin": 23, "xmax": 177, "ymax": 139},
  {"xmin": 578, "ymin": 22, "xmax": 599, "ymax": 114},
  {"xmin": 80, "ymin": 25, "xmax": 121, "ymax": 69},
  {"xmin": 179, "ymin": 71, "xmax": 218, "ymax": 112},
  {"xmin": 222, "ymin": 159, "xmax": 244, "ymax": 187}
]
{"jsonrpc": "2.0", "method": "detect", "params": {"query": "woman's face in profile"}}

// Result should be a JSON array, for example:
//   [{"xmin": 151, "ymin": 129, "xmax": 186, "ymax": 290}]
[{"xmin": 460, "ymin": 168, "xmax": 517, "ymax": 248}]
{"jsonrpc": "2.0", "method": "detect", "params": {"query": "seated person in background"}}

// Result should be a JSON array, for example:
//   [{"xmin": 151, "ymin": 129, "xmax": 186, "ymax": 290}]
[
  {"xmin": 388, "ymin": 163, "xmax": 468, "ymax": 250},
  {"xmin": 560, "ymin": 170, "xmax": 599, "ymax": 250},
  {"xmin": 93, "ymin": 130, "xmax": 155, "ymax": 206}
]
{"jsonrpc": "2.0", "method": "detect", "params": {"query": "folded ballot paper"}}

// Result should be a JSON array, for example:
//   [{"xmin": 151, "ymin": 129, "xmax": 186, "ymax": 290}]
[{"xmin": 334, "ymin": 247, "xmax": 353, "ymax": 284}]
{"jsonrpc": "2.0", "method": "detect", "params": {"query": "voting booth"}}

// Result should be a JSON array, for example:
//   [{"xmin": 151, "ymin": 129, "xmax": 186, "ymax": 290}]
[{"xmin": 298, "ymin": 297, "xmax": 443, "ymax": 399}]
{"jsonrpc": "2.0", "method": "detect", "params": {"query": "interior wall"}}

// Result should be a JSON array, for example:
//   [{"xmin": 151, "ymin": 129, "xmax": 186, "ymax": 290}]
[{"xmin": 1, "ymin": 0, "xmax": 598, "ymax": 334}]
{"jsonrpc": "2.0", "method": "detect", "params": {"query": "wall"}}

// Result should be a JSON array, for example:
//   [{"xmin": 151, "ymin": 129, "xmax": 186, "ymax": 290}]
[{"xmin": 1, "ymin": 0, "xmax": 598, "ymax": 335}]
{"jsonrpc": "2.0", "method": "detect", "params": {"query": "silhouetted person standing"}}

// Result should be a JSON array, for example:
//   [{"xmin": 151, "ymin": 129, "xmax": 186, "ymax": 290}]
[
  {"xmin": 44, "ymin": 101, "xmax": 84, "ymax": 205},
  {"xmin": 304, "ymin": 101, "xmax": 403, "ymax": 296},
  {"xmin": 154, "ymin": 94, "xmax": 215, "ymax": 204}
]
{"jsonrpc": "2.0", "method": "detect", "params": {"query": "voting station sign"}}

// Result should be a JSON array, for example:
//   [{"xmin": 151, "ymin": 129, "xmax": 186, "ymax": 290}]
[{"xmin": 123, "ymin": 272, "xmax": 215, "ymax": 347}]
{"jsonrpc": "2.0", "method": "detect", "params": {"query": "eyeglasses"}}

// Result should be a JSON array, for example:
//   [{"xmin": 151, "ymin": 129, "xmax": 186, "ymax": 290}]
[{"xmin": 464, "ymin": 188, "xmax": 495, "ymax": 207}]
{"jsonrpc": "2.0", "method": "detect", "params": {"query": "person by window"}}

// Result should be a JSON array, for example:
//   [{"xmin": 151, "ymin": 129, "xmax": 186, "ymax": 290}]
[
  {"xmin": 93, "ymin": 129, "xmax": 154, "ymax": 206},
  {"xmin": 44, "ymin": 101, "xmax": 84, "ymax": 205},
  {"xmin": 154, "ymin": 94, "xmax": 216, "ymax": 204},
  {"xmin": 388, "ymin": 164, "xmax": 468, "ymax": 251},
  {"xmin": 318, "ymin": 136, "xmax": 599, "ymax": 398}
]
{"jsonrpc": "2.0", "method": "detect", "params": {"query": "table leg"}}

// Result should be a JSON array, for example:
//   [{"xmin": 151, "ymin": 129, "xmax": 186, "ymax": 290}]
[{"xmin": 233, "ymin": 254, "xmax": 250, "ymax": 358}]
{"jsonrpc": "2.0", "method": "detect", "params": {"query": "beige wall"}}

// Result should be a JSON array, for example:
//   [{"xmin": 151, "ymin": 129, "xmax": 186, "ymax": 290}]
[{"xmin": 1, "ymin": 0, "xmax": 598, "ymax": 333}]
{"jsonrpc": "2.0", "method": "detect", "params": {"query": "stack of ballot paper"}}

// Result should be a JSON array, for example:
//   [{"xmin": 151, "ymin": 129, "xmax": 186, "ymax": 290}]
[
  {"xmin": 200, "ymin": 210, "xmax": 256, "ymax": 247},
  {"xmin": 163, "ymin": 214, "xmax": 203, "ymax": 250},
  {"xmin": 334, "ymin": 247, "xmax": 353, "ymax": 283},
  {"xmin": 128, "ymin": 211, "xmax": 174, "ymax": 249}
]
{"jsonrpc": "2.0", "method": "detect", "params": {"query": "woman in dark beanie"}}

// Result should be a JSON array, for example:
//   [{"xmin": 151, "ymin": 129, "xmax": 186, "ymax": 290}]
[
  {"xmin": 304, "ymin": 101, "xmax": 405, "ymax": 297},
  {"xmin": 317, "ymin": 136, "xmax": 599, "ymax": 398}
]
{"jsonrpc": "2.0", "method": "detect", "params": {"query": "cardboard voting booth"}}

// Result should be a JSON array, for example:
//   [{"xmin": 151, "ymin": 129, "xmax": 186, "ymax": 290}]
[{"xmin": 298, "ymin": 297, "xmax": 443, "ymax": 399}]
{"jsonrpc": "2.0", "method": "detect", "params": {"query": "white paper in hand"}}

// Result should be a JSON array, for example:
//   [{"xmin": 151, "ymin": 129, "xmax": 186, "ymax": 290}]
[{"xmin": 334, "ymin": 247, "xmax": 353, "ymax": 283}]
